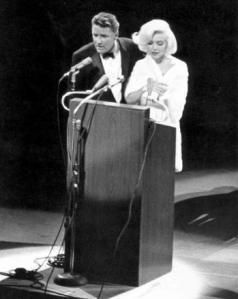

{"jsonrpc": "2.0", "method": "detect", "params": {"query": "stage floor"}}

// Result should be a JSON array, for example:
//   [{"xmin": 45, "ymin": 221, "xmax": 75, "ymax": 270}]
[{"xmin": 0, "ymin": 168, "xmax": 238, "ymax": 298}]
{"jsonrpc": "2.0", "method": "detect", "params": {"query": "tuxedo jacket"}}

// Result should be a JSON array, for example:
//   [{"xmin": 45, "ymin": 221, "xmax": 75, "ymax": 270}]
[{"xmin": 70, "ymin": 37, "xmax": 142, "ymax": 103}]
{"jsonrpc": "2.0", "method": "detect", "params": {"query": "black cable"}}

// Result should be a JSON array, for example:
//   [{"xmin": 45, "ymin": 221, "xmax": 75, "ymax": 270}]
[
  {"xmin": 85, "ymin": 92, "xmax": 104, "ymax": 133},
  {"xmin": 0, "ymin": 268, "xmax": 44, "ymax": 291},
  {"xmin": 56, "ymin": 77, "xmax": 68, "ymax": 170},
  {"xmin": 0, "ymin": 79, "xmax": 94, "ymax": 297},
  {"xmin": 32, "ymin": 194, "xmax": 67, "ymax": 295},
  {"xmin": 0, "ymin": 210, "xmax": 66, "ymax": 296},
  {"xmin": 114, "ymin": 122, "xmax": 156, "ymax": 254},
  {"xmin": 45, "ymin": 92, "xmax": 105, "ymax": 289},
  {"xmin": 97, "ymin": 121, "xmax": 157, "ymax": 299},
  {"xmin": 41, "ymin": 77, "xmax": 92, "ymax": 294},
  {"xmin": 32, "ymin": 76, "xmax": 70, "ymax": 272},
  {"xmin": 43, "ymin": 97, "xmax": 97, "ymax": 292},
  {"xmin": 39, "ymin": 77, "xmax": 89, "ymax": 293},
  {"xmin": 8, "ymin": 268, "xmax": 44, "ymax": 281},
  {"xmin": 42, "ymin": 91, "xmax": 119, "ymax": 295},
  {"xmin": 33, "ymin": 211, "xmax": 65, "ymax": 273},
  {"xmin": 42, "ymin": 207, "xmax": 74, "ymax": 294}
]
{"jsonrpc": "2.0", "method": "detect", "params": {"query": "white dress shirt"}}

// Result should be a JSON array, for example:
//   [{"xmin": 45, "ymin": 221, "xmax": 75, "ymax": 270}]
[{"xmin": 100, "ymin": 41, "xmax": 122, "ymax": 103}]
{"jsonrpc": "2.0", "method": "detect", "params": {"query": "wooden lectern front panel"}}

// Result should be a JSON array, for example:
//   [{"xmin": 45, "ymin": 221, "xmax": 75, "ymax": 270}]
[{"xmin": 65, "ymin": 99, "xmax": 175, "ymax": 286}]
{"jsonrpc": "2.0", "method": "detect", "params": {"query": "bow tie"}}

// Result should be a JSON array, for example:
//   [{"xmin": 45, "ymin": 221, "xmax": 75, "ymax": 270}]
[{"xmin": 102, "ymin": 52, "xmax": 115, "ymax": 59}]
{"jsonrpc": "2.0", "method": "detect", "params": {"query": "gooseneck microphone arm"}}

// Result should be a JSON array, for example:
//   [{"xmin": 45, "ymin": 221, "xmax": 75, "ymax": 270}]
[
  {"xmin": 72, "ymin": 84, "xmax": 108, "ymax": 115},
  {"xmin": 73, "ymin": 75, "xmax": 125, "ymax": 116},
  {"xmin": 61, "ymin": 75, "xmax": 124, "ymax": 112},
  {"xmin": 61, "ymin": 74, "xmax": 108, "ymax": 112}
]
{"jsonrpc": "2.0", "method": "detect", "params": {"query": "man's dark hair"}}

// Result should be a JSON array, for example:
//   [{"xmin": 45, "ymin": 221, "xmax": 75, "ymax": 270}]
[{"xmin": 91, "ymin": 12, "xmax": 120, "ymax": 34}]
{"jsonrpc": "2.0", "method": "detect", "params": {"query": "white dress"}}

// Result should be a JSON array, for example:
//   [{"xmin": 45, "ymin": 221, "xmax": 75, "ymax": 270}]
[{"xmin": 125, "ymin": 54, "xmax": 189, "ymax": 172}]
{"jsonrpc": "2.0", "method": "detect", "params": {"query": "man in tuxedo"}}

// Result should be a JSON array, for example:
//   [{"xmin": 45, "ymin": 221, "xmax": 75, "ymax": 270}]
[{"xmin": 69, "ymin": 12, "xmax": 142, "ymax": 103}]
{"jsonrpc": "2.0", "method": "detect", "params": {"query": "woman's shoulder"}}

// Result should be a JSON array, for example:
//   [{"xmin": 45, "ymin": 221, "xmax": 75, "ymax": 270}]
[
  {"xmin": 134, "ymin": 55, "xmax": 149, "ymax": 66},
  {"xmin": 169, "ymin": 56, "xmax": 188, "ymax": 69},
  {"xmin": 168, "ymin": 56, "xmax": 188, "ymax": 75}
]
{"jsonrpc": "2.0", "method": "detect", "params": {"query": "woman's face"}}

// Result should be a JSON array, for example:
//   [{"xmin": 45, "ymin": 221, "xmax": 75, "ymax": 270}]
[{"xmin": 147, "ymin": 32, "xmax": 168, "ymax": 63}]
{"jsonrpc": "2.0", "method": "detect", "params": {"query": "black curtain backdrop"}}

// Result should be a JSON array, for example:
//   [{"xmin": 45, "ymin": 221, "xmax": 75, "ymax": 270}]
[{"xmin": 0, "ymin": 0, "xmax": 237, "ymax": 209}]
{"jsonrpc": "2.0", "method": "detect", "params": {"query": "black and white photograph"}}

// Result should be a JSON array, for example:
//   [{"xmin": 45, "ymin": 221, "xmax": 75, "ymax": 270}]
[{"xmin": 0, "ymin": 1, "xmax": 237, "ymax": 298}]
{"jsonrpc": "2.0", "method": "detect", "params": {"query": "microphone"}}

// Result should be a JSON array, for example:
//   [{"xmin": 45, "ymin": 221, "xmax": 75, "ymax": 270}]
[
  {"xmin": 92, "ymin": 75, "xmax": 109, "ymax": 92},
  {"xmin": 147, "ymin": 78, "xmax": 154, "ymax": 95},
  {"xmin": 62, "ymin": 57, "xmax": 93, "ymax": 78},
  {"xmin": 70, "ymin": 57, "xmax": 92, "ymax": 72},
  {"xmin": 109, "ymin": 75, "xmax": 125, "ymax": 88}
]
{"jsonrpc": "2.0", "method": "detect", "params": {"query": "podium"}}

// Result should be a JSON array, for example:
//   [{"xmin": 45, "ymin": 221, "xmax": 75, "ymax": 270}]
[{"xmin": 64, "ymin": 98, "xmax": 176, "ymax": 286}]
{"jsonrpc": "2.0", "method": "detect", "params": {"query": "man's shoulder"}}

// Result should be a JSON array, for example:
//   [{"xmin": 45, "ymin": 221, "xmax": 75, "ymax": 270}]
[
  {"xmin": 118, "ymin": 37, "xmax": 136, "ymax": 48},
  {"xmin": 118, "ymin": 37, "xmax": 141, "ymax": 58},
  {"xmin": 72, "ymin": 42, "xmax": 95, "ymax": 59},
  {"xmin": 118, "ymin": 37, "xmax": 134, "ymax": 43}
]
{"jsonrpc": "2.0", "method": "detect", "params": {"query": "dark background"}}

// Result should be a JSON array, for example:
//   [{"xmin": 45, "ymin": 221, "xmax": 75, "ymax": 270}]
[{"xmin": 0, "ymin": 0, "xmax": 237, "ymax": 210}]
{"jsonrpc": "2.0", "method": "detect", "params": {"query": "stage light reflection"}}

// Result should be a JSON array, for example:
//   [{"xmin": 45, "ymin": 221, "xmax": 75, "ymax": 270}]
[
  {"xmin": 112, "ymin": 259, "xmax": 204, "ymax": 299},
  {"xmin": 155, "ymin": 259, "xmax": 204, "ymax": 299},
  {"xmin": 0, "ymin": 245, "xmax": 61, "ymax": 281},
  {"xmin": 0, "ymin": 246, "xmax": 205, "ymax": 299}
]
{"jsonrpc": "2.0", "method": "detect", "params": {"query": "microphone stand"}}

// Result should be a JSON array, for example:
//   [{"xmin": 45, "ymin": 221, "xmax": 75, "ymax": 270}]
[
  {"xmin": 70, "ymin": 70, "xmax": 79, "ymax": 91},
  {"xmin": 55, "ymin": 116, "xmax": 88, "ymax": 286},
  {"xmin": 55, "ymin": 77, "xmax": 123, "ymax": 286}
]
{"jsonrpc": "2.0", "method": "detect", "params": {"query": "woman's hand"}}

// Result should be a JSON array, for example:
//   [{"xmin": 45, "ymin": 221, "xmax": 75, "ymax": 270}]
[
  {"xmin": 152, "ymin": 81, "xmax": 168, "ymax": 97},
  {"xmin": 147, "ymin": 78, "xmax": 168, "ymax": 102}
]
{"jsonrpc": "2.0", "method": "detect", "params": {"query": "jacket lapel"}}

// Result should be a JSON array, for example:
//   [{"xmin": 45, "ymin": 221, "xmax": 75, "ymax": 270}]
[
  {"xmin": 91, "ymin": 50, "xmax": 105, "ymax": 77},
  {"xmin": 118, "ymin": 39, "xmax": 130, "ymax": 81},
  {"xmin": 90, "ymin": 50, "xmax": 115, "ymax": 101}
]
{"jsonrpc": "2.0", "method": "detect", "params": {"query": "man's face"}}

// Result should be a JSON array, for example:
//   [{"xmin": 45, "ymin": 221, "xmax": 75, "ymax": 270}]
[{"xmin": 92, "ymin": 24, "xmax": 117, "ymax": 54}]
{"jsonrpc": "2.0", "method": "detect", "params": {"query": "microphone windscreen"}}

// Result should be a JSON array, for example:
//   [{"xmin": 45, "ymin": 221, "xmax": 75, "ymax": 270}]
[
  {"xmin": 92, "ymin": 74, "xmax": 109, "ymax": 91},
  {"xmin": 71, "ymin": 57, "xmax": 93, "ymax": 71},
  {"xmin": 81, "ymin": 57, "xmax": 93, "ymax": 67}
]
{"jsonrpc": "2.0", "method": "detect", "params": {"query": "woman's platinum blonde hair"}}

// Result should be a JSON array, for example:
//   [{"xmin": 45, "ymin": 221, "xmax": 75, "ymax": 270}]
[{"xmin": 132, "ymin": 19, "xmax": 177, "ymax": 54}]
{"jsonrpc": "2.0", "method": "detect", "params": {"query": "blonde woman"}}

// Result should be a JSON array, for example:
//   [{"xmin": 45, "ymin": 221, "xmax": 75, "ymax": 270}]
[{"xmin": 125, "ymin": 19, "xmax": 189, "ymax": 172}]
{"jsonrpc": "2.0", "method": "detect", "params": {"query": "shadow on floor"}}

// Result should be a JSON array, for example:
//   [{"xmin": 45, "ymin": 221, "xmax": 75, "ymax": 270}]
[
  {"xmin": 175, "ymin": 191, "xmax": 238, "ymax": 241},
  {"xmin": 202, "ymin": 286, "xmax": 238, "ymax": 299}
]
